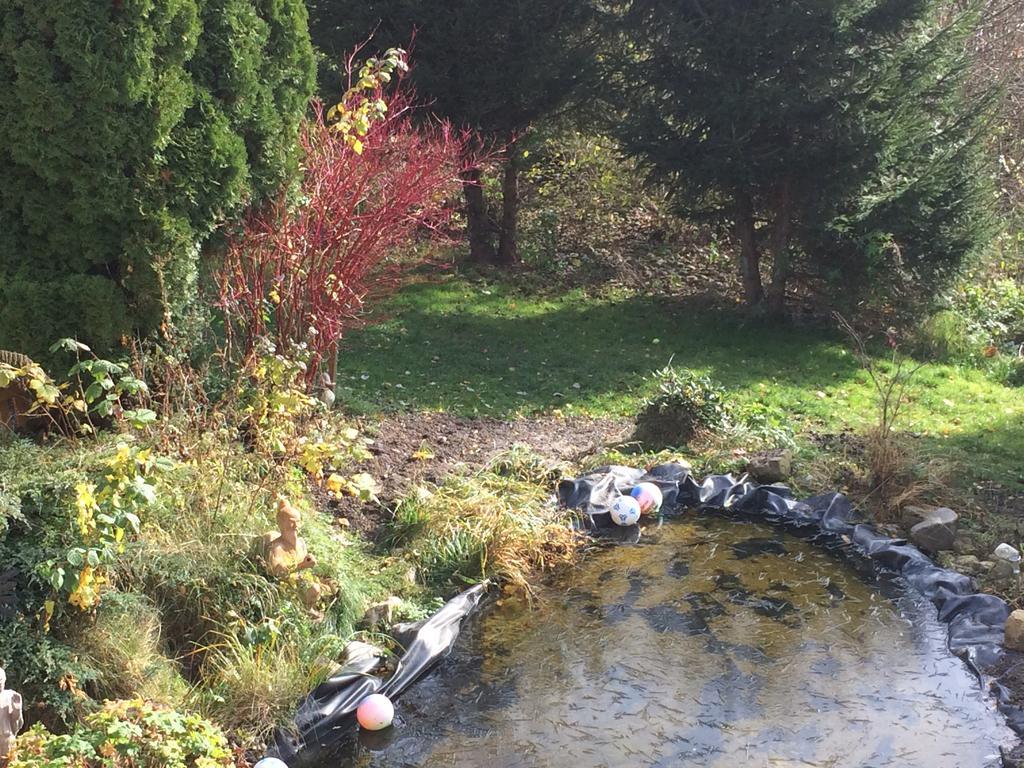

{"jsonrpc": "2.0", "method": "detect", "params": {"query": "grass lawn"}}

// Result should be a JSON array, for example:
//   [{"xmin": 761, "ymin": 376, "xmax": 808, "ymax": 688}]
[{"xmin": 336, "ymin": 275, "xmax": 1024, "ymax": 489}]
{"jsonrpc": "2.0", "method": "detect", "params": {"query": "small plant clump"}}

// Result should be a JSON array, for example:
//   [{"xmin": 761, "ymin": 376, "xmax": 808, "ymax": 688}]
[
  {"xmin": 634, "ymin": 365, "xmax": 728, "ymax": 448},
  {"xmin": 384, "ymin": 451, "xmax": 581, "ymax": 593},
  {"xmin": 9, "ymin": 699, "xmax": 233, "ymax": 768}
]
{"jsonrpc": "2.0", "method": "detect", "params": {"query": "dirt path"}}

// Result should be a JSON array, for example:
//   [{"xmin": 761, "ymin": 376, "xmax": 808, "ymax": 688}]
[{"xmin": 324, "ymin": 412, "xmax": 632, "ymax": 538}]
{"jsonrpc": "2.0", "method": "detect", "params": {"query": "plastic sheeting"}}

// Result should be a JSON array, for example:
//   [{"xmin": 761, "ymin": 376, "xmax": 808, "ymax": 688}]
[
  {"xmin": 558, "ymin": 462, "xmax": 1024, "ymax": 735},
  {"xmin": 266, "ymin": 583, "xmax": 487, "ymax": 765},
  {"xmin": 266, "ymin": 462, "xmax": 1024, "ymax": 766}
]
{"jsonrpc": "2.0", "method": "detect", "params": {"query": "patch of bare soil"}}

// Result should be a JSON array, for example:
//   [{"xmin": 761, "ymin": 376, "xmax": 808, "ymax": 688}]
[{"xmin": 317, "ymin": 412, "xmax": 631, "ymax": 540}]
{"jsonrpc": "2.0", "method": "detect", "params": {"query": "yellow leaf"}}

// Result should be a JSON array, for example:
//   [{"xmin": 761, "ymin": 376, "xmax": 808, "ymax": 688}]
[
  {"xmin": 325, "ymin": 473, "xmax": 344, "ymax": 494},
  {"xmin": 411, "ymin": 443, "xmax": 435, "ymax": 461}
]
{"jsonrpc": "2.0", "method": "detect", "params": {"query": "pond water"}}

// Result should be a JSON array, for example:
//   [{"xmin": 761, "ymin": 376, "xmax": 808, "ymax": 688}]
[{"xmin": 337, "ymin": 516, "xmax": 1013, "ymax": 767}]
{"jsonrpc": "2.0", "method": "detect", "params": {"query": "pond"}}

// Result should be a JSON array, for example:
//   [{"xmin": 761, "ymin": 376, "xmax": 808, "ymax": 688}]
[{"xmin": 335, "ymin": 515, "xmax": 1013, "ymax": 767}]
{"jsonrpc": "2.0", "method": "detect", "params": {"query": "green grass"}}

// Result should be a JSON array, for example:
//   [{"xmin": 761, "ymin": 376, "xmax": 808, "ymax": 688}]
[{"xmin": 336, "ymin": 276, "xmax": 1024, "ymax": 488}]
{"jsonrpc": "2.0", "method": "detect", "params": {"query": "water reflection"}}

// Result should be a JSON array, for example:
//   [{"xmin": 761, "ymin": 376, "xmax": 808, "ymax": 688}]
[{"xmin": 338, "ymin": 516, "xmax": 1012, "ymax": 767}]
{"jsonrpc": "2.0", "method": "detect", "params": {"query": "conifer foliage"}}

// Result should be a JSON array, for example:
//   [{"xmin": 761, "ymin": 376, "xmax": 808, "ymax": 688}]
[
  {"xmin": 0, "ymin": 0, "xmax": 316, "ymax": 358},
  {"xmin": 612, "ymin": 0, "xmax": 994, "ymax": 313}
]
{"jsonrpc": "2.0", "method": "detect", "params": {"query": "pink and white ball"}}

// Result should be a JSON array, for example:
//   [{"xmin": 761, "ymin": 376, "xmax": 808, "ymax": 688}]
[
  {"xmin": 357, "ymin": 693, "xmax": 395, "ymax": 730},
  {"xmin": 631, "ymin": 482, "xmax": 663, "ymax": 515},
  {"xmin": 610, "ymin": 495, "xmax": 642, "ymax": 526}
]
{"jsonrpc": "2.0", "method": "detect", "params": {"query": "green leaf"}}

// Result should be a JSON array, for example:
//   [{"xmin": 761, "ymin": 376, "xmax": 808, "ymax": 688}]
[
  {"xmin": 50, "ymin": 338, "xmax": 91, "ymax": 354},
  {"xmin": 124, "ymin": 409, "xmax": 157, "ymax": 428},
  {"xmin": 132, "ymin": 477, "xmax": 157, "ymax": 504},
  {"xmin": 84, "ymin": 381, "xmax": 104, "ymax": 402}
]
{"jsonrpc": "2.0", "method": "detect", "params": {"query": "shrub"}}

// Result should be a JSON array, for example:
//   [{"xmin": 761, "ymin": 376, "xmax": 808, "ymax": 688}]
[
  {"xmin": 9, "ymin": 699, "xmax": 233, "ymax": 768},
  {"xmin": 634, "ymin": 365, "xmax": 728, "ymax": 448},
  {"xmin": 217, "ymin": 49, "xmax": 471, "ymax": 380},
  {"xmin": 0, "ymin": 0, "xmax": 315, "ymax": 360}
]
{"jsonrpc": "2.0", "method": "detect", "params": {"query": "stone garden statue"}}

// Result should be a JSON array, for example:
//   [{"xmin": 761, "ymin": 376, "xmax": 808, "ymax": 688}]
[
  {"xmin": 0, "ymin": 667, "xmax": 23, "ymax": 759},
  {"xmin": 263, "ymin": 496, "xmax": 316, "ymax": 578}
]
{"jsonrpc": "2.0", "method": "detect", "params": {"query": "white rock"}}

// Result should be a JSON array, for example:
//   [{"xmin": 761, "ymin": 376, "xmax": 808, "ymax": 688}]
[{"xmin": 995, "ymin": 543, "xmax": 1021, "ymax": 563}]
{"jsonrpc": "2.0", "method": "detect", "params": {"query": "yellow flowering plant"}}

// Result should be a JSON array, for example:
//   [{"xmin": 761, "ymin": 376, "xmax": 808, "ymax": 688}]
[{"xmin": 39, "ymin": 441, "xmax": 172, "ymax": 613}]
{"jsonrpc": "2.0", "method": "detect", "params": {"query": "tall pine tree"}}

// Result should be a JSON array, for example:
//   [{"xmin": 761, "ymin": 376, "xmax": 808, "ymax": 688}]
[
  {"xmin": 308, "ymin": 0, "xmax": 599, "ymax": 265},
  {"xmin": 612, "ymin": 0, "xmax": 994, "ymax": 313}
]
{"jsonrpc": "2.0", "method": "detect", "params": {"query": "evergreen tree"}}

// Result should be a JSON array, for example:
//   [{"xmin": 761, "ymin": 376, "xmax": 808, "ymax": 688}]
[
  {"xmin": 612, "ymin": 0, "xmax": 994, "ymax": 313},
  {"xmin": 307, "ymin": 0, "xmax": 598, "ymax": 265},
  {"xmin": 0, "ymin": 0, "xmax": 315, "ymax": 359}
]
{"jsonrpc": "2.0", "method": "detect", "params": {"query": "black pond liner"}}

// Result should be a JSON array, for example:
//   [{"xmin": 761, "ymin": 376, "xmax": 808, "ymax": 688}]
[{"xmin": 267, "ymin": 462, "xmax": 1024, "ymax": 765}]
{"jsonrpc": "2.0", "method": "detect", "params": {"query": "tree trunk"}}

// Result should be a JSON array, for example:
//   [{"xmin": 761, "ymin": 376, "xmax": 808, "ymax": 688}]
[
  {"xmin": 765, "ymin": 182, "xmax": 792, "ymax": 317},
  {"xmin": 461, "ymin": 167, "xmax": 495, "ymax": 263},
  {"xmin": 734, "ymin": 190, "xmax": 763, "ymax": 306},
  {"xmin": 497, "ymin": 150, "xmax": 520, "ymax": 266}
]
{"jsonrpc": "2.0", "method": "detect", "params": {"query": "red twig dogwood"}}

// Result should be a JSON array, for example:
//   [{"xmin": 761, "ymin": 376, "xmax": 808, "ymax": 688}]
[{"xmin": 218, "ymin": 59, "xmax": 475, "ymax": 380}]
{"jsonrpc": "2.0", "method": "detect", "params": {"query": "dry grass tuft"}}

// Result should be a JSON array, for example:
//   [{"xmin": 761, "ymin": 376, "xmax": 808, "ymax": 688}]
[{"xmin": 387, "ymin": 450, "xmax": 582, "ymax": 593}]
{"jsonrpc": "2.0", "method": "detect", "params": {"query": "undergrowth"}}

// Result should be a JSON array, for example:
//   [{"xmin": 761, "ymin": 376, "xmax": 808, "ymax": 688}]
[{"xmin": 384, "ymin": 450, "xmax": 581, "ymax": 593}]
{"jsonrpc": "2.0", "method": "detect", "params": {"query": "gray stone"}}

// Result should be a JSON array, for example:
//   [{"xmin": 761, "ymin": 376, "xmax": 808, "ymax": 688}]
[
  {"xmin": 1002, "ymin": 742, "xmax": 1024, "ymax": 768},
  {"xmin": 341, "ymin": 640, "xmax": 385, "ymax": 667},
  {"xmin": 990, "ymin": 559, "xmax": 1017, "ymax": 583},
  {"xmin": 1006, "ymin": 609, "xmax": 1024, "ymax": 652},
  {"xmin": 909, "ymin": 507, "xmax": 958, "ymax": 554},
  {"xmin": 901, "ymin": 505, "xmax": 932, "ymax": 531},
  {"xmin": 745, "ymin": 449, "xmax": 793, "ymax": 484},
  {"xmin": 951, "ymin": 555, "xmax": 983, "ymax": 576},
  {"xmin": 360, "ymin": 596, "xmax": 403, "ymax": 629},
  {"xmin": 953, "ymin": 531, "xmax": 983, "ymax": 555}
]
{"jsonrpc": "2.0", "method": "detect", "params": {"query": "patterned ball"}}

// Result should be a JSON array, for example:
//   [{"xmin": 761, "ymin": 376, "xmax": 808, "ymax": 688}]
[
  {"xmin": 357, "ymin": 693, "xmax": 395, "ymax": 730},
  {"xmin": 610, "ymin": 495, "xmax": 642, "ymax": 526},
  {"xmin": 631, "ymin": 482, "xmax": 664, "ymax": 514}
]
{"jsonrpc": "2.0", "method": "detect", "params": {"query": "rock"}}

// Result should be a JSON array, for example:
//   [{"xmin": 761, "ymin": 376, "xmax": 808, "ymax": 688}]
[
  {"xmin": 953, "ymin": 531, "xmax": 983, "ymax": 555},
  {"xmin": 341, "ymin": 640, "xmax": 385, "ymax": 668},
  {"xmin": 909, "ymin": 507, "xmax": 958, "ymax": 554},
  {"xmin": 991, "ymin": 559, "xmax": 1017, "ymax": 583},
  {"xmin": 361, "ymin": 596, "xmax": 403, "ymax": 629},
  {"xmin": 951, "ymin": 555, "xmax": 984, "ymax": 577},
  {"xmin": 995, "ymin": 543, "xmax": 1021, "ymax": 564},
  {"xmin": 1006, "ymin": 610, "xmax": 1024, "ymax": 652},
  {"xmin": 1002, "ymin": 742, "xmax": 1024, "ymax": 768},
  {"xmin": 745, "ymin": 449, "xmax": 793, "ymax": 484},
  {"xmin": 900, "ymin": 505, "xmax": 932, "ymax": 531},
  {"xmin": 298, "ymin": 579, "xmax": 323, "ymax": 608}
]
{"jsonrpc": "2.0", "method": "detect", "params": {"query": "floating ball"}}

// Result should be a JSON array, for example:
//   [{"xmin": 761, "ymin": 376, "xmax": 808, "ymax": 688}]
[
  {"xmin": 609, "ymin": 495, "xmax": 642, "ymax": 526},
  {"xmin": 631, "ymin": 482, "xmax": 663, "ymax": 515},
  {"xmin": 357, "ymin": 693, "xmax": 395, "ymax": 731},
  {"xmin": 254, "ymin": 760, "xmax": 289, "ymax": 768}
]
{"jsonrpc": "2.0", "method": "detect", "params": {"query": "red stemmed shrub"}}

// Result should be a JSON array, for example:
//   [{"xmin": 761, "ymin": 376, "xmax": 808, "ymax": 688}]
[{"xmin": 218, "ymin": 51, "xmax": 472, "ymax": 379}]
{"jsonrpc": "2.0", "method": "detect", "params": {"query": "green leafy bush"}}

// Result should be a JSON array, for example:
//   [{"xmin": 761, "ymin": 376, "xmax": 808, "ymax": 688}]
[
  {"xmin": 634, "ymin": 365, "xmax": 728, "ymax": 448},
  {"xmin": 10, "ymin": 699, "xmax": 233, "ymax": 768},
  {"xmin": 0, "ymin": 0, "xmax": 315, "ymax": 360},
  {"xmin": 914, "ymin": 278, "xmax": 1024, "ymax": 372}
]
